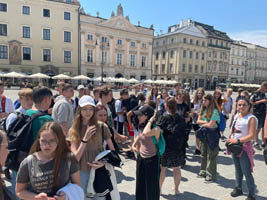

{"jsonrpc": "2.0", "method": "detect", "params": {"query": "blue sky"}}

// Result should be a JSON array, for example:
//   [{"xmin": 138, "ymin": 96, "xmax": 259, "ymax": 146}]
[{"xmin": 80, "ymin": 0, "xmax": 267, "ymax": 47}]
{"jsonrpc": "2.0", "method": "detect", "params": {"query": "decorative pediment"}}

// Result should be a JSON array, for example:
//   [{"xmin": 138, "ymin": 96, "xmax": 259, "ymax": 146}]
[
  {"xmin": 177, "ymin": 25, "xmax": 206, "ymax": 38},
  {"xmin": 98, "ymin": 16, "xmax": 140, "ymax": 33}
]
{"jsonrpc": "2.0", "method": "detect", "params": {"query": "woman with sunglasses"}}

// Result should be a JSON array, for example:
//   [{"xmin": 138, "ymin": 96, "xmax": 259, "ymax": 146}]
[
  {"xmin": 16, "ymin": 122, "xmax": 80, "ymax": 200},
  {"xmin": 68, "ymin": 95, "xmax": 115, "ymax": 195},
  {"xmin": 226, "ymin": 97, "xmax": 257, "ymax": 200}
]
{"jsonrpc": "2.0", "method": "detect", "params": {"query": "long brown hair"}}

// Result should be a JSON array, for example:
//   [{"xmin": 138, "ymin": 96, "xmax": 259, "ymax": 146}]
[
  {"xmin": 68, "ymin": 106, "xmax": 98, "ymax": 143},
  {"xmin": 177, "ymin": 89, "xmax": 191, "ymax": 109},
  {"xmin": 29, "ymin": 122, "xmax": 70, "ymax": 194},
  {"xmin": 199, "ymin": 94, "xmax": 216, "ymax": 120},
  {"xmin": 193, "ymin": 88, "xmax": 205, "ymax": 104},
  {"xmin": 148, "ymin": 88, "xmax": 158, "ymax": 101},
  {"xmin": 213, "ymin": 89, "xmax": 222, "ymax": 111}
]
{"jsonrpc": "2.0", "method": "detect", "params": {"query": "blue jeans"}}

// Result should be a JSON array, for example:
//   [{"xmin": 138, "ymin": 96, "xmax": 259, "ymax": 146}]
[{"xmin": 232, "ymin": 151, "xmax": 255, "ymax": 196}]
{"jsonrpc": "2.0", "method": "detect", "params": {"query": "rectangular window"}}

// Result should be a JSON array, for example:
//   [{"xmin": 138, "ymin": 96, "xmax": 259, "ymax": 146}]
[
  {"xmin": 87, "ymin": 49, "xmax": 93, "ymax": 63},
  {"xmin": 0, "ymin": 3, "xmax": 7, "ymax": 12},
  {"xmin": 202, "ymin": 53, "xmax": 205, "ymax": 60},
  {"xmin": 183, "ymin": 38, "xmax": 186, "ymax": 43},
  {"xmin": 201, "ymin": 65, "xmax": 204, "ymax": 73},
  {"xmin": 23, "ymin": 47, "xmax": 31, "ymax": 60},
  {"xmin": 64, "ymin": 12, "xmax": 71, "ymax": 20},
  {"xmin": 130, "ymin": 54, "xmax": 136, "ymax": 66},
  {"xmin": 182, "ymin": 64, "xmax": 186, "ymax": 72},
  {"xmin": 64, "ymin": 31, "xmax": 71, "ymax": 42},
  {"xmin": 170, "ymin": 50, "xmax": 174, "ymax": 58},
  {"xmin": 22, "ymin": 6, "xmax": 30, "ymax": 15},
  {"xmin": 196, "ymin": 40, "xmax": 199, "ymax": 46},
  {"xmin": 142, "ymin": 43, "xmax": 146, "ymax": 48},
  {"xmin": 156, "ymin": 52, "xmax": 159, "ymax": 60},
  {"xmin": 117, "ymin": 39, "xmax": 122, "ymax": 45},
  {"xmin": 0, "ymin": 24, "xmax": 7, "ymax": 36},
  {"xmin": 202, "ymin": 41, "xmax": 205, "ymax": 47},
  {"xmin": 196, "ymin": 52, "xmax": 199, "ymax": 59},
  {"xmin": 117, "ymin": 53, "xmax": 122, "ymax": 65},
  {"xmin": 189, "ymin": 64, "xmax": 192, "ymax": 72},
  {"xmin": 43, "ymin": 29, "xmax": 50, "ymax": 40},
  {"xmin": 43, "ymin": 9, "xmax": 50, "ymax": 17},
  {"xmin": 190, "ymin": 51, "xmax": 193, "ymax": 59},
  {"xmin": 190, "ymin": 39, "xmax": 193, "ymax": 44},
  {"xmin": 43, "ymin": 49, "xmax": 51, "ymax": 62},
  {"xmin": 66, "ymin": 0, "xmax": 72, "ymax": 3},
  {"xmin": 102, "ymin": 51, "xmax": 107, "ymax": 64},
  {"xmin": 155, "ymin": 64, "xmax": 158, "ymax": 73},
  {"xmin": 141, "ymin": 56, "xmax": 146, "ymax": 67},
  {"xmin": 169, "ymin": 63, "xmax": 173, "ymax": 73},
  {"xmin": 0, "ymin": 45, "xmax": 8, "ymax": 59},
  {"xmin": 64, "ymin": 51, "xmax": 71, "ymax": 63},
  {"xmin": 22, "ymin": 26, "xmax": 30, "ymax": 38},
  {"xmin": 87, "ymin": 34, "xmax": 93, "ymax": 40},
  {"xmin": 161, "ymin": 64, "xmax": 165, "ymax": 73},
  {"xmin": 162, "ymin": 51, "xmax": 166, "ymax": 59},
  {"xmin": 130, "ymin": 41, "xmax": 136, "ymax": 47},
  {"xmin": 102, "ymin": 36, "xmax": 107, "ymax": 43},
  {"xmin": 183, "ymin": 50, "xmax": 186, "ymax": 58},
  {"xmin": 195, "ymin": 65, "xmax": 198, "ymax": 73}
]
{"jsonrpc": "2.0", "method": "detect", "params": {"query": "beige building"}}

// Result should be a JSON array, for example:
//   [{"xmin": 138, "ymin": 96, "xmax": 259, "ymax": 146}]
[
  {"xmin": 0, "ymin": 0, "xmax": 80, "ymax": 76},
  {"xmin": 229, "ymin": 42, "xmax": 247, "ymax": 83},
  {"xmin": 152, "ymin": 20, "xmax": 208, "ymax": 88},
  {"xmin": 80, "ymin": 4, "xmax": 153, "ymax": 80},
  {"xmin": 239, "ymin": 41, "xmax": 267, "ymax": 83},
  {"xmin": 194, "ymin": 21, "xmax": 232, "ymax": 88}
]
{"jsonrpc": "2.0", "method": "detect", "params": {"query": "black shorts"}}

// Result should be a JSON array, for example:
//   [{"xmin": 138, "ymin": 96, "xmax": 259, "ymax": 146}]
[
  {"xmin": 192, "ymin": 124, "xmax": 200, "ymax": 131},
  {"xmin": 255, "ymin": 113, "xmax": 266, "ymax": 129}
]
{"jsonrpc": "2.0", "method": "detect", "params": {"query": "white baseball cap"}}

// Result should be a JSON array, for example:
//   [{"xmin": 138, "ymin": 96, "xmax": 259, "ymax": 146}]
[
  {"xmin": 77, "ymin": 85, "xmax": 85, "ymax": 90},
  {"xmin": 78, "ymin": 95, "xmax": 96, "ymax": 107}
]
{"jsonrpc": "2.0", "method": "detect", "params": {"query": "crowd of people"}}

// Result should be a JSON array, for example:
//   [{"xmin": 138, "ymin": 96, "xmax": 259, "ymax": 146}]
[{"xmin": 0, "ymin": 80, "xmax": 266, "ymax": 200}]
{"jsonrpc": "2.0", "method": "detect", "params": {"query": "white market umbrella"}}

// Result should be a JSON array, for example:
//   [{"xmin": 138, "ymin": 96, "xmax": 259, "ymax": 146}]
[
  {"xmin": 93, "ymin": 76, "xmax": 102, "ymax": 82},
  {"xmin": 72, "ymin": 75, "xmax": 91, "ymax": 81},
  {"xmin": 52, "ymin": 74, "xmax": 71, "ymax": 80},
  {"xmin": 117, "ymin": 77, "xmax": 129, "ymax": 83},
  {"xmin": 128, "ymin": 78, "xmax": 139, "ymax": 84},
  {"xmin": 28, "ymin": 73, "xmax": 50, "ymax": 79},
  {"xmin": 3, "ymin": 71, "xmax": 27, "ymax": 78},
  {"xmin": 144, "ymin": 79, "xmax": 154, "ymax": 84},
  {"xmin": 105, "ymin": 77, "xmax": 115, "ymax": 82}
]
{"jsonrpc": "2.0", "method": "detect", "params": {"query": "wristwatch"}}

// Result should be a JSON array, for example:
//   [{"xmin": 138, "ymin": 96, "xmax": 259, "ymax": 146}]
[{"xmin": 237, "ymin": 139, "xmax": 241, "ymax": 144}]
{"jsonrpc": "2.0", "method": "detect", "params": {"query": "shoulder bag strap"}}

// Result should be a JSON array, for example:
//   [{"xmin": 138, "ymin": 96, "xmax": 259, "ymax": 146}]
[{"xmin": 101, "ymin": 122, "xmax": 104, "ymax": 145}]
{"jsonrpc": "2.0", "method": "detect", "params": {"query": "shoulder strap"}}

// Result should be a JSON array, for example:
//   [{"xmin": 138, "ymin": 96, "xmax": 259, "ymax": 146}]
[
  {"xmin": 101, "ymin": 122, "xmax": 104, "ymax": 144},
  {"xmin": 1, "ymin": 96, "xmax": 6, "ymax": 113},
  {"xmin": 29, "ymin": 112, "xmax": 48, "ymax": 123}
]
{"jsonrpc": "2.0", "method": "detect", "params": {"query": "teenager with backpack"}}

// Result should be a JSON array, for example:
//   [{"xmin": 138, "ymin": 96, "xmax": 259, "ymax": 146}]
[
  {"xmin": 158, "ymin": 97, "xmax": 187, "ymax": 195},
  {"xmin": 5, "ymin": 88, "xmax": 33, "ymax": 196},
  {"xmin": 131, "ymin": 105, "xmax": 162, "ymax": 200},
  {"xmin": 0, "ymin": 81, "xmax": 15, "ymax": 119}
]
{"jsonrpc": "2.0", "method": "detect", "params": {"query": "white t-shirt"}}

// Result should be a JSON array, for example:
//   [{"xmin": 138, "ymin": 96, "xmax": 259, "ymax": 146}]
[
  {"xmin": 0, "ymin": 96, "xmax": 15, "ymax": 113},
  {"xmin": 114, "ymin": 99, "xmax": 124, "ymax": 123},
  {"xmin": 231, "ymin": 114, "xmax": 258, "ymax": 140}
]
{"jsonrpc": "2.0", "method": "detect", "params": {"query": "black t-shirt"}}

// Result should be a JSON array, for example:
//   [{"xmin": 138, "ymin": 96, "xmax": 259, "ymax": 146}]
[
  {"xmin": 108, "ymin": 98, "xmax": 117, "ymax": 120},
  {"xmin": 176, "ymin": 103, "xmax": 190, "ymax": 118},
  {"xmin": 251, "ymin": 91, "xmax": 266, "ymax": 115}
]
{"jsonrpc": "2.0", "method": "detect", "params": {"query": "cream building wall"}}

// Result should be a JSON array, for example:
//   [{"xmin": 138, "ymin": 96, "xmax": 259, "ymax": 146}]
[
  {"xmin": 229, "ymin": 43, "xmax": 247, "ymax": 83},
  {"xmin": 0, "ymin": 0, "xmax": 79, "ymax": 76},
  {"xmin": 152, "ymin": 24, "xmax": 208, "ymax": 88},
  {"xmin": 80, "ymin": 6, "xmax": 153, "ymax": 80}
]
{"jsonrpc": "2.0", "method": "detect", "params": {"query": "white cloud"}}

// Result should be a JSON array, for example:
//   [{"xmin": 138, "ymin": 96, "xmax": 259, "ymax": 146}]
[{"xmin": 229, "ymin": 30, "xmax": 267, "ymax": 48}]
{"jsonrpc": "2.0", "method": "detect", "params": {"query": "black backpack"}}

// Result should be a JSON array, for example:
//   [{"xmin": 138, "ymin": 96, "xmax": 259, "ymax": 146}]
[{"xmin": 6, "ymin": 112, "xmax": 46, "ymax": 171}]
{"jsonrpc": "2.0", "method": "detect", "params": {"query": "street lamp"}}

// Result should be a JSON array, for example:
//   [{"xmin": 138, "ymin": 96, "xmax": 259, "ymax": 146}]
[{"xmin": 96, "ymin": 39, "xmax": 109, "ymax": 85}]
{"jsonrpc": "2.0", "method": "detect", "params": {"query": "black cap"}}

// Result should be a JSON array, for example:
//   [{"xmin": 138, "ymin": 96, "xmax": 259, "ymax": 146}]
[{"xmin": 133, "ymin": 105, "xmax": 154, "ymax": 118}]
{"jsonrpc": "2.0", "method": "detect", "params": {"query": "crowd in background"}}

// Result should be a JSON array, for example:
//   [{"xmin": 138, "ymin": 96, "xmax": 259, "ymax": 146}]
[{"xmin": 0, "ymin": 80, "xmax": 266, "ymax": 200}]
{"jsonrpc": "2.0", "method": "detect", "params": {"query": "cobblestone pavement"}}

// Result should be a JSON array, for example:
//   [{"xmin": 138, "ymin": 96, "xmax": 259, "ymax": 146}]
[{"xmin": 4, "ymin": 89, "xmax": 267, "ymax": 200}]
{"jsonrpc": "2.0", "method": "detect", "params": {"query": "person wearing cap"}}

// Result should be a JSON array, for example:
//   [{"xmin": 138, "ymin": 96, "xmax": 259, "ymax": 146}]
[
  {"xmin": 52, "ymin": 84, "xmax": 74, "ymax": 135},
  {"xmin": 68, "ymin": 95, "xmax": 115, "ymax": 195},
  {"xmin": 73, "ymin": 85, "xmax": 85, "ymax": 114},
  {"xmin": 131, "ymin": 105, "xmax": 161, "ymax": 200}
]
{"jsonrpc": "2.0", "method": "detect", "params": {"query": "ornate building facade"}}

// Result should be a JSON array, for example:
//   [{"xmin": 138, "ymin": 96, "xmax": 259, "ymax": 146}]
[
  {"xmin": 80, "ymin": 4, "xmax": 154, "ymax": 80},
  {"xmin": 0, "ymin": 0, "xmax": 80, "ymax": 76},
  {"xmin": 152, "ymin": 19, "xmax": 208, "ymax": 88}
]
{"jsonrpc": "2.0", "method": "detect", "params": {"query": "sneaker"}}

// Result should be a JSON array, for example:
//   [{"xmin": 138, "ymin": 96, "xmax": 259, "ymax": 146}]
[
  {"xmin": 204, "ymin": 176, "xmax": 215, "ymax": 183},
  {"xmin": 194, "ymin": 149, "xmax": 201, "ymax": 155},
  {"xmin": 254, "ymin": 143, "xmax": 262, "ymax": 151},
  {"xmin": 230, "ymin": 188, "xmax": 243, "ymax": 197},
  {"xmin": 261, "ymin": 143, "xmax": 266, "ymax": 148},
  {"xmin": 245, "ymin": 195, "xmax": 256, "ymax": 200},
  {"xmin": 197, "ymin": 173, "xmax": 206, "ymax": 178}
]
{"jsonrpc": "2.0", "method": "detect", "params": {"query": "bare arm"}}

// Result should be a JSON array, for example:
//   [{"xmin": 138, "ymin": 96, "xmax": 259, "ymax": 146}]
[
  {"xmin": 70, "ymin": 141, "xmax": 87, "ymax": 162},
  {"xmin": 16, "ymin": 183, "xmax": 51, "ymax": 200},
  {"xmin": 106, "ymin": 138, "xmax": 115, "ymax": 151},
  {"xmin": 143, "ymin": 120, "xmax": 161, "ymax": 140},
  {"xmin": 70, "ymin": 171, "xmax": 80, "ymax": 186}
]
